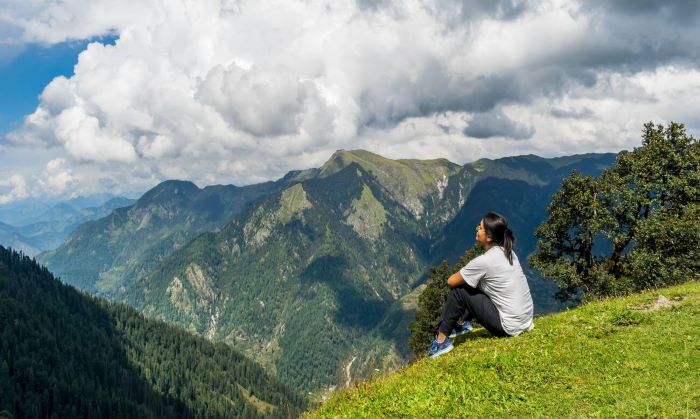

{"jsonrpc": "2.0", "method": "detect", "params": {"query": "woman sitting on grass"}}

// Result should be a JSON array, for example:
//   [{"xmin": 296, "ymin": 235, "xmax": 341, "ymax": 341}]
[{"xmin": 428, "ymin": 211, "xmax": 534, "ymax": 358}]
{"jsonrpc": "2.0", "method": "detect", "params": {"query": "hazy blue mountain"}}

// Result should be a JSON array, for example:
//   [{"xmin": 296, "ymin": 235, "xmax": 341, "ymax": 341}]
[
  {"xmin": 0, "ymin": 193, "xmax": 134, "ymax": 226},
  {"xmin": 14, "ymin": 197, "xmax": 136, "ymax": 255},
  {"xmin": 36, "ymin": 179, "xmax": 291, "ymax": 295},
  {"xmin": 0, "ymin": 198, "xmax": 56, "ymax": 227},
  {"xmin": 0, "ymin": 195, "xmax": 138, "ymax": 256},
  {"xmin": 0, "ymin": 221, "xmax": 41, "ymax": 256}
]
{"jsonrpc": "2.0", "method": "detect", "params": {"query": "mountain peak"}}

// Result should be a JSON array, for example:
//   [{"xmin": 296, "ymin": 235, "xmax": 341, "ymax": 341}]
[
  {"xmin": 318, "ymin": 149, "xmax": 461, "ymax": 218},
  {"xmin": 137, "ymin": 180, "xmax": 200, "ymax": 205},
  {"xmin": 319, "ymin": 149, "xmax": 387, "ymax": 176},
  {"xmin": 319, "ymin": 149, "xmax": 459, "ymax": 177}
]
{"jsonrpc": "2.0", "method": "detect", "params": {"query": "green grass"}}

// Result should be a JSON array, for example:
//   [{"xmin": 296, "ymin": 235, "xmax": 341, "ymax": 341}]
[{"xmin": 310, "ymin": 282, "xmax": 700, "ymax": 418}]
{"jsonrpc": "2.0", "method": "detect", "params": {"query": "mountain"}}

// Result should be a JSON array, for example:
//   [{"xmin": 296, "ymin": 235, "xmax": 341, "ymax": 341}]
[
  {"xmin": 0, "ymin": 193, "xmax": 131, "ymax": 227},
  {"xmin": 15, "ymin": 197, "xmax": 136, "ymax": 255},
  {"xmin": 125, "ymin": 163, "xmax": 430, "ymax": 392},
  {"xmin": 430, "ymin": 153, "xmax": 619, "ymax": 263},
  {"xmin": 120, "ymin": 150, "xmax": 615, "ymax": 393},
  {"xmin": 0, "ymin": 245, "xmax": 307, "ymax": 419},
  {"xmin": 317, "ymin": 150, "xmax": 462, "ymax": 231},
  {"xmin": 0, "ymin": 196, "xmax": 137, "ymax": 256},
  {"xmin": 37, "ymin": 150, "xmax": 617, "ymax": 394},
  {"xmin": 0, "ymin": 221, "xmax": 41, "ymax": 256},
  {"xmin": 311, "ymin": 281, "xmax": 700, "ymax": 417},
  {"xmin": 37, "ymin": 180, "xmax": 288, "ymax": 295}
]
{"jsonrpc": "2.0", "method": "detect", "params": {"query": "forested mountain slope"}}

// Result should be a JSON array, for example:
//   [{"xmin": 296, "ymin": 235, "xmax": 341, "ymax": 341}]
[
  {"xmin": 0, "ymin": 246, "xmax": 307, "ymax": 419},
  {"xmin": 127, "ymin": 164, "xmax": 428, "ymax": 392}
]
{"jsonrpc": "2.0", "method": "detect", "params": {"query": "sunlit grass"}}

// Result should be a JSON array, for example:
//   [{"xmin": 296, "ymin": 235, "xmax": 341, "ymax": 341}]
[{"xmin": 310, "ymin": 282, "xmax": 700, "ymax": 418}]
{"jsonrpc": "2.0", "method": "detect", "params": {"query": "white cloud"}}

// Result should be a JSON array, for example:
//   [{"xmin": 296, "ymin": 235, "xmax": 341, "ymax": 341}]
[
  {"xmin": 39, "ymin": 158, "xmax": 75, "ymax": 194},
  {"xmin": 0, "ymin": 175, "xmax": 29, "ymax": 204},
  {"xmin": 195, "ymin": 63, "xmax": 334, "ymax": 137},
  {"xmin": 3, "ymin": 0, "xmax": 700, "ymax": 198},
  {"xmin": 0, "ymin": 0, "xmax": 163, "ymax": 44},
  {"xmin": 54, "ymin": 107, "xmax": 138, "ymax": 163}
]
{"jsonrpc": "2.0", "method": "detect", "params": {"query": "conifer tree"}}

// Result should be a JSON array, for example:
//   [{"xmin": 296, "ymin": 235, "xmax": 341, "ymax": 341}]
[{"xmin": 409, "ymin": 245, "xmax": 484, "ymax": 356}]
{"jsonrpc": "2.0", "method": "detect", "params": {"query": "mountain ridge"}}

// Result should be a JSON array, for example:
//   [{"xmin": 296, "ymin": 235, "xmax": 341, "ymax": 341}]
[
  {"xmin": 0, "ymin": 196, "xmax": 136, "ymax": 256},
  {"xmin": 118, "ymin": 151, "xmax": 616, "ymax": 392},
  {"xmin": 36, "ymin": 149, "xmax": 618, "ymax": 394}
]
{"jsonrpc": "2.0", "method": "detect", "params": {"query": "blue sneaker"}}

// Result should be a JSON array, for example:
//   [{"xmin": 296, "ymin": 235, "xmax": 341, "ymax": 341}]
[
  {"xmin": 427, "ymin": 337, "xmax": 453, "ymax": 358},
  {"xmin": 449, "ymin": 321, "xmax": 473, "ymax": 338}
]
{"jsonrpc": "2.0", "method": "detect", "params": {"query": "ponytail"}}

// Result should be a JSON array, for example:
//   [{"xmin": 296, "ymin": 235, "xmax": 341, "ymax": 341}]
[
  {"xmin": 482, "ymin": 212, "xmax": 516, "ymax": 265},
  {"xmin": 503, "ymin": 226, "xmax": 514, "ymax": 265}
]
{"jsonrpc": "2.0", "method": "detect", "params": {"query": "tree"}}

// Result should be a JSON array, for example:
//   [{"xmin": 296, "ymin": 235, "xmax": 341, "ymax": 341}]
[
  {"xmin": 409, "ymin": 245, "xmax": 484, "ymax": 357},
  {"xmin": 530, "ymin": 122, "xmax": 700, "ymax": 301}
]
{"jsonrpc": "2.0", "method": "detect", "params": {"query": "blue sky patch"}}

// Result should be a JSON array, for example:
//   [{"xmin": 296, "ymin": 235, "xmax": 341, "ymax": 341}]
[{"xmin": 0, "ymin": 36, "xmax": 117, "ymax": 138}]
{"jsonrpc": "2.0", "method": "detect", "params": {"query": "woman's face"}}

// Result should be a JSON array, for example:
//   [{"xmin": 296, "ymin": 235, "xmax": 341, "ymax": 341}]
[{"xmin": 475, "ymin": 219, "xmax": 489, "ymax": 246}]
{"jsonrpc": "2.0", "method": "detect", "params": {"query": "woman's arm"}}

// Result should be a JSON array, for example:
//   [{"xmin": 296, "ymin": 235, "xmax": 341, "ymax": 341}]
[
  {"xmin": 447, "ymin": 271, "xmax": 465, "ymax": 288},
  {"xmin": 451, "ymin": 254, "xmax": 487, "ymax": 288}
]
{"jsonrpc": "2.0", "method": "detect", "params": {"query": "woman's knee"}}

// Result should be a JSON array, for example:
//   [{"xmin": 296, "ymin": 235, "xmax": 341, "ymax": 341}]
[
  {"xmin": 447, "ymin": 286, "xmax": 470, "ymax": 306},
  {"xmin": 447, "ymin": 286, "xmax": 462, "ymax": 300}
]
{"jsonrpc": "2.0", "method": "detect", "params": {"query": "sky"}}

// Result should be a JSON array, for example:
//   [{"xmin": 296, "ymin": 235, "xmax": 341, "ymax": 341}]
[{"xmin": 1, "ymin": 0, "xmax": 700, "ymax": 203}]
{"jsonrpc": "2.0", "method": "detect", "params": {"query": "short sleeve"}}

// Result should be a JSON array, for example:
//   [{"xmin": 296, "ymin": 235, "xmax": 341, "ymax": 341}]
[{"xmin": 459, "ymin": 255, "xmax": 488, "ymax": 287}]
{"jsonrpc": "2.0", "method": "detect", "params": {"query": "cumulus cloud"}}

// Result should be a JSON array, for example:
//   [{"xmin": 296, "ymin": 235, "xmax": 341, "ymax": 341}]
[
  {"xmin": 3, "ymin": 0, "xmax": 700, "ymax": 197},
  {"xmin": 195, "ymin": 63, "xmax": 334, "ymax": 137},
  {"xmin": 39, "ymin": 158, "xmax": 76, "ymax": 194},
  {"xmin": 0, "ymin": 0, "xmax": 162, "ymax": 44},
  {"xmin": 0, "ymin": 175, "xmax": 29, "ymax": 204}
]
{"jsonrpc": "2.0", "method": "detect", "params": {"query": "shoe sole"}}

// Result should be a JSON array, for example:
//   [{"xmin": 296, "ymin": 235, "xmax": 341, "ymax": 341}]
[{"xmin": 429, "ymin": 344, "xmax": 453, "ymax": 359}]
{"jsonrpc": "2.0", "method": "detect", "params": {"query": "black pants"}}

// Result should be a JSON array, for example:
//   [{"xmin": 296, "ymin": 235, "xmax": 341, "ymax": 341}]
[{"xmin": 438, "ymin": 285, "xmax": 509, "ymax": 338}]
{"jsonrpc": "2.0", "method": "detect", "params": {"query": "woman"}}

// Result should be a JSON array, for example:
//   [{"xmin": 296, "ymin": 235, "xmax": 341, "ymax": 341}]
[{"xmin": 428, "ymin": 211, "xmax": 534, "ymax": 358}]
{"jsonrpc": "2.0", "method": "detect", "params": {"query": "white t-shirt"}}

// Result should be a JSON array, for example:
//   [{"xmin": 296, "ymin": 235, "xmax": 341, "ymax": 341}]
[{"xmin": 459, "ymin": 246, "xmax": 534, "ymax": 336}]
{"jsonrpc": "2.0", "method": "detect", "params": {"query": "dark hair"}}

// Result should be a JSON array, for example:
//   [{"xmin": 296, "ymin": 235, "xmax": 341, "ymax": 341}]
[{"xmin": 482, "ymin": 212, "xmax": 515, "ymax": 265}]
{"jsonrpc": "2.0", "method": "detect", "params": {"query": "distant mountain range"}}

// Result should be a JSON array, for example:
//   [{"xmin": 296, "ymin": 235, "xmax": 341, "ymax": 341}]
[
  {"xmin": 0, "ymin": 196, "xmax": 136, "ymax": 256},
  {"xmin": 0, "ymin": 193, "xmax": 134, "ymax": 225},
  {"xmin": 37, "ymin": 150, "xmax": 617, "ymax": 393},
  {"xmin": 36, "ymin": 179, "xmax": 302, "ymax": 295}
]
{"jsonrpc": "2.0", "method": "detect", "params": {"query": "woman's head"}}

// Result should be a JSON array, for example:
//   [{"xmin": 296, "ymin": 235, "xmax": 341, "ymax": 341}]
[{"xmin": 476, "ymin": 212, "xmax": 515, "ymax": 264}]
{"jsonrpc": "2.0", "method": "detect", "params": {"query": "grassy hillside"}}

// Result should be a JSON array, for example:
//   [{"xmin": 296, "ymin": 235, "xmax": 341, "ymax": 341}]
[{"xmin": 311, "ymin": 282, "xmax": 700, "ymax": 418}]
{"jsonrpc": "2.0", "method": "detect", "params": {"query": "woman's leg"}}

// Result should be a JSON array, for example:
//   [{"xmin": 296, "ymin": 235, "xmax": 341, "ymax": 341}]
[
  {"xmin": 435, "ymin": 287, "xmax": 467, "ymax": 341},
  {"xmin": 437, "ymin": 285, "xmax": 508, "ymax": 338}
]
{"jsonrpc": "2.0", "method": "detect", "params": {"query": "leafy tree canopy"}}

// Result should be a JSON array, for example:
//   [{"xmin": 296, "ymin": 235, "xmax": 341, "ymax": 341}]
[{"xmin": 530, "ymin": 122, "xmax": 700, "ymax": 301}]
